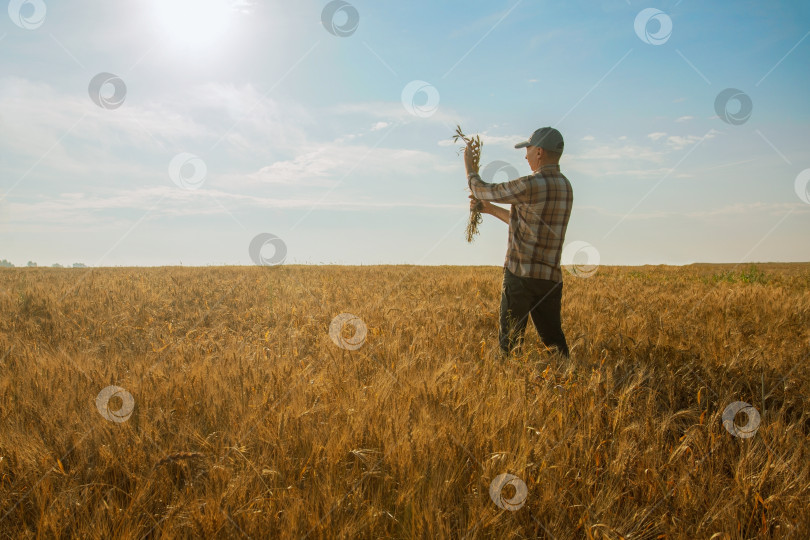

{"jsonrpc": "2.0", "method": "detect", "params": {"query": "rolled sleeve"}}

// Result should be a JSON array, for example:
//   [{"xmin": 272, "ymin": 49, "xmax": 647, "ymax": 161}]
[{"xmin": 468, "ymin": 172, "xmax": 541, "ymax": 205}]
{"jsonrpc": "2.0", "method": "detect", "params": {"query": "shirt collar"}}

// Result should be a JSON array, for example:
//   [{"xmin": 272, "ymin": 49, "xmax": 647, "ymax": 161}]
[{"xmin": 533, "ymin": 164, "xmax": 560, "ymax": 174}]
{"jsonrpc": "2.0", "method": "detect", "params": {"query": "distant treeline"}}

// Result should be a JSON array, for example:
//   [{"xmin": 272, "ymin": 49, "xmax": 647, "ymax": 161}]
[{"xmin": 0, "ymin": 260, "xmax": 87, "ymax": 268}]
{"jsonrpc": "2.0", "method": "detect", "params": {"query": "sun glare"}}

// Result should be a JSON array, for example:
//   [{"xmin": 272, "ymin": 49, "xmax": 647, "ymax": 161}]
[{"xmin": 153, "ymin": 0, "xmax": 234, "ymax": 49}]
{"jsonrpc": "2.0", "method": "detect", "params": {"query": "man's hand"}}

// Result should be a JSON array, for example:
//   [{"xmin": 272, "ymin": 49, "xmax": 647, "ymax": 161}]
[
  {"xmin": 464, "ymin": 144, "xmax": 478, "ymax": 175},
  {"xmin": 469, "ymin": 194, "xmax": 493, "ymax": 214},
  {"xmin": 470, "ymin": 194, "xmax": 509, "ymax": 224}
]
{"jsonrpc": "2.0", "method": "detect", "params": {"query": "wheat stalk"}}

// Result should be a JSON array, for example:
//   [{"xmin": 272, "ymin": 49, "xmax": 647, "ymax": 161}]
[
  {"xmin": 453, "ymin": 125, "xmax": 484, "ymax": 243},
  {"xmin": 153, "ymin": 451, "xmax": 205, "ymax": 470}
]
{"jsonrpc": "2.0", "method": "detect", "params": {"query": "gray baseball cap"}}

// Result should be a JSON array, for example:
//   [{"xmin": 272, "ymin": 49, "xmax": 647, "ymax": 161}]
[{"xmin": 514, "ymin": 126, "xmax": 564, "ymax": 153}]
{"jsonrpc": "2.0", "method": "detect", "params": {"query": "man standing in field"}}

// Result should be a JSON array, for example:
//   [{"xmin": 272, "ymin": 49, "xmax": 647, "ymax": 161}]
[{"xmin": 465, "ymin": 127, "xmax": 573, "ymax": 359}]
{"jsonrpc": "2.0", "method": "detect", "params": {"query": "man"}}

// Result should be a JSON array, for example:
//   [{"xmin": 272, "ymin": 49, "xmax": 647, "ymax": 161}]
[{"xmin": 464, "ymin": 126, "xmax": 573, "ymax": 359}]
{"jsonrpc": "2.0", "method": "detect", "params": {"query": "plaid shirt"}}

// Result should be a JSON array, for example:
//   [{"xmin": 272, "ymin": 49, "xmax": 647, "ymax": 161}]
[{"xmin": 468, "ymin": 164, "xmax": 573, "ymax": 282}]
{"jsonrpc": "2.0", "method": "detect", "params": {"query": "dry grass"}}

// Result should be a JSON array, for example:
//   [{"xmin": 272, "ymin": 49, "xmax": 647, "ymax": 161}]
[
  {"xmin": 0, "ymin": 263, "xmax": 809, "ymax": 539},
  {"xmin": 453, "ymin": 125, "xmax": 484, "ymax": 243}
]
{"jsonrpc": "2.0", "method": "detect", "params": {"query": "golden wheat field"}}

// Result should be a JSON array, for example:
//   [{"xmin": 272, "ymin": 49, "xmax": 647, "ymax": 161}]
[{"xmin": 0, "ymin": 263, "xmax": 808, "ymax": 539}]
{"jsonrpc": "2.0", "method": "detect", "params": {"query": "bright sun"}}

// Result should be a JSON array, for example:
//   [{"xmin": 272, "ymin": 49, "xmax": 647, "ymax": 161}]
[{"xmin": 153, "ymin": 0, "xmax": 234, "ymax": 49}]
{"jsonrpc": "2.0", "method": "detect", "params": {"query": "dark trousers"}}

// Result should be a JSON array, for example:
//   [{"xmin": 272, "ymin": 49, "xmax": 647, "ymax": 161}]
[{"xmin": 499, "ymin": 266, "xmax": 569, "ymax": 358}]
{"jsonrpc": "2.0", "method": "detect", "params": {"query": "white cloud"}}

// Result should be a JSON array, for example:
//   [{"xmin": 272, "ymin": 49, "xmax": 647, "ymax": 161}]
[
  {"xmin": 567, "ymin": 141, "xmax": 666, "ymax": 163},
  {"xmin": 561, "ymin": 131, "xmax": 723, "ymax": 180},
  {"xmin": 666, "ymin": 129, "xmax": 718, "ymax": 150},
  {"xmin": 481, "ymin": 133, "xmax": 526, "ymax": 147},
  {"xmin": 334, "ymin": 133, "xmax": 361, "ymax": 143},
  {"xmin": 238, "ymin": 149, "xmax": 341, "ymax": 185},
  {"xmin": 199, "ymin": 141, "xmax": 450, "ymax": 190},
  {"xmin": 3, "ymin": 185, "xmax": 459, "ymax": 226},
  {"xmin": 582, "ymin": 135, "xmax": 595, "ymax": 141},
  {"xmin": 666, "ymin": 135, "xmax": 701, "ymax": 149},
  {"xmin": 0, "ymin": 76, "xmax": 312, "ymax": 169},
  {"xmin": 230, "ymin": 0, "xmax": 258, "ymax": 14},
  {"xmin": 675, "ymin": 116, "xmax": 694, "ymax": 123},
  {"xmin": 1, "ymin": 76, "xmax": 462, "ymax": 224},
  {"xmin": 564, "ymin": 140, "xmax": 668, "ymax": 180},
  {"xmin": 330, "ymin": 100, "xmax": 460, "ymax": 126}
]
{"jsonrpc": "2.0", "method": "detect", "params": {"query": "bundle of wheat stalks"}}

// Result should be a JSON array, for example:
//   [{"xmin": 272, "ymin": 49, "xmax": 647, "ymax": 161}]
[{"xmin": 453, "ymin": 124, "xmax": 483, "ymax": 243}]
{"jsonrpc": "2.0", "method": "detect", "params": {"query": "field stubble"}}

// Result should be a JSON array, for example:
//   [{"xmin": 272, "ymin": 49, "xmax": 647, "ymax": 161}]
[{"xmin": 0, "ymin": 263, "xmax": 808, "ymax": 538}]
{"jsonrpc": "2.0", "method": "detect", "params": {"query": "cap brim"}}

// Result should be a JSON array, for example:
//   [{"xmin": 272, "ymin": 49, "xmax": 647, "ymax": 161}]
[{"xmin": 514, "ymin": 141, "xmax": 530, "ymax": 149}]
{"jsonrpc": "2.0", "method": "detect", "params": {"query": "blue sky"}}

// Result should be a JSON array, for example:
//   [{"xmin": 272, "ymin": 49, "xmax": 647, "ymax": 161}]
[{"xmin": 1, "ymin": 0, "xmax": 809, "ymax": 267}]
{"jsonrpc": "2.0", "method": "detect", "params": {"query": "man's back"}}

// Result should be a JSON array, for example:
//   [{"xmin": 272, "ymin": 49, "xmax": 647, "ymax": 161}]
[{"xmin": 505, "ymin": 164, "xmax": 573, "ymax": 282}]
